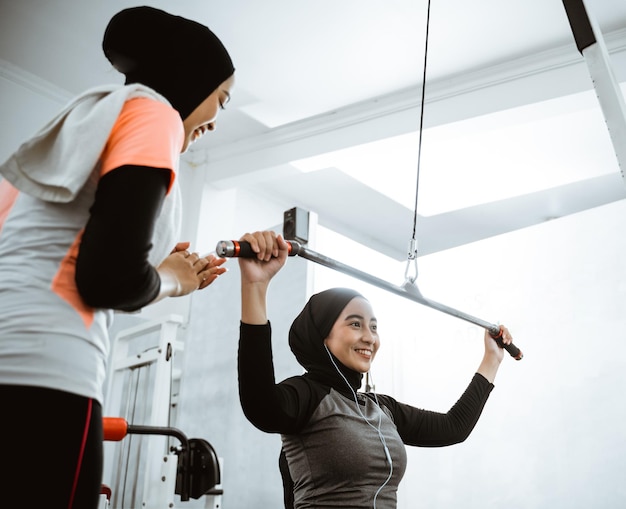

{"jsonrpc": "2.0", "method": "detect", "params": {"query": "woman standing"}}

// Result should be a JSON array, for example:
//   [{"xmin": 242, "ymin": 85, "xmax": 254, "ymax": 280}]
[
  {"xmin": 0, "ymin": 7, "xmax": 233, "ymax": 508},
  {"xmin": 237, "ymin": 231, "xmax": 513, "ymax": 508}
]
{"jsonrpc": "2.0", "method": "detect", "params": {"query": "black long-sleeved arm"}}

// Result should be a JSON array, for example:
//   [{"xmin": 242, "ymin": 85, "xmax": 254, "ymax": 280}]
[
  {"xmin": 375, "ymin": 374, "xmax": 494, "ymax": 447},
  {"xmin": 75, "ymin": 165, "xmax": 171, "ymax": 311},
  {"xmin": 238, "ymin": 322, "xmax": 323, "ymax": 434}
]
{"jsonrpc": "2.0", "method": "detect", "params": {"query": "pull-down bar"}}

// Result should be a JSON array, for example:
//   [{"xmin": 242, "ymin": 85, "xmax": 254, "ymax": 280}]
[{"xmin": 216, "ymin": 240, "xmax": 523, "ymax": 360}]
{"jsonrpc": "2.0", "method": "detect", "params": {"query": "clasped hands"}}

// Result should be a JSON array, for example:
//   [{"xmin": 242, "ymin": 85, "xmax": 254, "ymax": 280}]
[{"xmin": 158, "ymin": 241, "xmax": 227, "ymax": 297}]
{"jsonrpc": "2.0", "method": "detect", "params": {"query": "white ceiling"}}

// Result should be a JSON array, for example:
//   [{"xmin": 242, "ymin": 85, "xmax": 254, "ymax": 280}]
[{"xmin": 2, "ymin": 0, "xmax": 626, "ymax": 260}]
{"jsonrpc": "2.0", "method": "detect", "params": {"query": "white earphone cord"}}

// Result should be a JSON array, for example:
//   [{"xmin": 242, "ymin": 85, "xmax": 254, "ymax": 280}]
[{"xmin": 324, "ymin": 346, "xmax": 394, "ymax": 509}]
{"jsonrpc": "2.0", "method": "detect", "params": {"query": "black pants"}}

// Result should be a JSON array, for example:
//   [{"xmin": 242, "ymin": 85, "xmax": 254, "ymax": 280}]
[{"xmin": 0, "ymin": 385, "xmax": 103, "ymax": 509}]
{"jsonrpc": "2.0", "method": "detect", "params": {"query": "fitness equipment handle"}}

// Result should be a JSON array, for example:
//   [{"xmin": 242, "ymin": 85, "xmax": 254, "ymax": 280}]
[{"xmin": 216, "ymin": 239, "xmax": 523, "ymax": 360}]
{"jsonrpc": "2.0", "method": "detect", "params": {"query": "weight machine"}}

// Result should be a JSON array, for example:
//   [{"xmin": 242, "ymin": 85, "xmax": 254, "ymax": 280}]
[{"xmin": 100, "ymin": 315, "xmax": 222, "ymax": 509}]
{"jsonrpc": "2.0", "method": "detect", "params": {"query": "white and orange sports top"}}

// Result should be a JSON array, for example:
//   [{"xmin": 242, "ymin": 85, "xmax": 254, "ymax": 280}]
[{"xmin": 0, "ymin": 92, "xmax": 183, "ymax": 404}]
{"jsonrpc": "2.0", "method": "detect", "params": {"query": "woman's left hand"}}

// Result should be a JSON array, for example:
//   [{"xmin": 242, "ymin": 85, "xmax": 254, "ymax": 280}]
[
  {"xmin": 484, "ymin": 324, "xmax": 513, "ymax": 363},
  {"xmin": 477, "ymin": 324, "xmax": 513, "ymax": 383}
]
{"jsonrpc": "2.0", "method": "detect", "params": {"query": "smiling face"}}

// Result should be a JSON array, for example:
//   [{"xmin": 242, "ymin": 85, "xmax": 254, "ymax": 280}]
[
  {"xmin": 181, "ymin": 73, "xmax": 235, "ymax": 152},
  {"xmin": 324, "ymin": 297, "xmax": 379, "ymax": 374}
]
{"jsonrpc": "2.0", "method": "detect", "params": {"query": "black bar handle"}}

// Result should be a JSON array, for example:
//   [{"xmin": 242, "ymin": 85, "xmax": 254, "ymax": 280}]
[
  {"xmin": 215, "ymin": 239, "xmax": 300, "ymax": 258},
  {"xmin": 490, "ymin": 328, "xmax": 523, "ymax": 360}
]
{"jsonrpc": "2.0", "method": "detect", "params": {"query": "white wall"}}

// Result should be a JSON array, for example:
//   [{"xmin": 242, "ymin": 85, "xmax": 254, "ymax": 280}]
[
  {"xmin": 0, "ymin": 61, "xmax": 71, "ymax": 163},
  {"xmin": 311, "ymin": 199, "xmax": 626, "ymax": 509}
]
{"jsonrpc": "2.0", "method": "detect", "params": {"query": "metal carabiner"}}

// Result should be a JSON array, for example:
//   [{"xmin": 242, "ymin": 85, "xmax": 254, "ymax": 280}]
[{"xmin": 403, "ymin": 238, "xmax": 419, "ymax": 284}]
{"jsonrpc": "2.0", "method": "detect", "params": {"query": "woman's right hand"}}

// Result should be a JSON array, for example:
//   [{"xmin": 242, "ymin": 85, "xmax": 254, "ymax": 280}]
[
  {"xmin": 238, "ymin": 231, "xmax": 289, "ymax": 285},
  {"xmin": 239, "ymin": 231, "xmax": 290, "ymax": 325}
]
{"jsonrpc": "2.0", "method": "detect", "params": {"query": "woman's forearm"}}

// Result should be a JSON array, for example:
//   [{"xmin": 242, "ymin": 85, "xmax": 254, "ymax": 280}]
[
  {"xmin": 476, "ymin": 352, "xmax": 501, "ymax": 384},
  {"xmin": 241, "ymin": 281, "xmax": 270, "ymax": 324}
]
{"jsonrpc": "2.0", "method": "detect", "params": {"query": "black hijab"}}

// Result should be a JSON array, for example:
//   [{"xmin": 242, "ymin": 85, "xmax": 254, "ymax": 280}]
[
  {"xmin": 102, "ymin": 6, "xmax": 235, "ymax": 120},
  {"xmin": 289, "ymin": 288, "xmax": 365, "ymax": 393}
]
